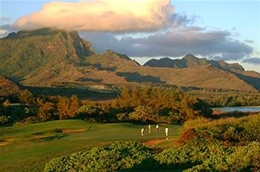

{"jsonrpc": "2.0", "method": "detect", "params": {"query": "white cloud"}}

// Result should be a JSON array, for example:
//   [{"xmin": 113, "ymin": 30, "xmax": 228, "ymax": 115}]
[
  {"xmin": 0, "ymin": 29, "xmax": 8, "ymax": 38},
  {"xmin": 14, "ymin": 0, "xmax": 174, "ymax": 32}
]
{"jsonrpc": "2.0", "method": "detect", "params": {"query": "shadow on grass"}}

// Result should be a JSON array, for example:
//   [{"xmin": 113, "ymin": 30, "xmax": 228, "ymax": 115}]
[
  {"xmin": 30, "ymin": 133, "xmax": 67, "ymax": 142},
  {"xmin": 30, "ymin": 129, "xmax": 67, "ymax": 141}
]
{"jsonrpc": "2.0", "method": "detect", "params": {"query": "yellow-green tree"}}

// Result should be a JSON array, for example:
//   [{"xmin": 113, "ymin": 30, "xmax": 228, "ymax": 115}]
[
  {"xmin": 36, "ymin": 97, "xmax": 54, "ymax": 120},
  {"xmin": 18, "ymin": 89, "xmax": 35, "ymax": 104},
  {"xmin": 56, "ymin": 95, "xmax": 80, "ymax": 120}
]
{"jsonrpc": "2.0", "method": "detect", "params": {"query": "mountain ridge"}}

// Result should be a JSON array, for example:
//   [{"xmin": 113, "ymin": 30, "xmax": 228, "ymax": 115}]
[
  {"xmin": 144, "ymin": 54, "xmax": 245, "ymax": 72},
  {"xmin": 0, "ymin": 28, "xmax": 259, "ymax": 92}
]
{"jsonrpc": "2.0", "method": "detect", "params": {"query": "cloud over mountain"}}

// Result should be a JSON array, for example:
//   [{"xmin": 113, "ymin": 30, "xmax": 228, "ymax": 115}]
[
  {"xmin": 1, "ymin": 0, "xmax": 259, "ymax": 72},
  {"xmin": 14, "ymin": 0, "xmax": 174, "ymax": 32},
  {"xmin": 80, "ymin": 27, "xmax": 253, "ymax": 61},
  {"xmin": 243, "ymin": 57, "xmax": 260, "ymax": 64}
]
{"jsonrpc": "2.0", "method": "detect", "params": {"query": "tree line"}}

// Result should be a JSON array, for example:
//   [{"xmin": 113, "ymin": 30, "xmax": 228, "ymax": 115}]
[
  {"xmin": 0, "ymin": 86, "xmax": 213, "ymax": 125},
  {"xmin": 206, "ymin": 92, "xmax": 260, "ymax": 107}
]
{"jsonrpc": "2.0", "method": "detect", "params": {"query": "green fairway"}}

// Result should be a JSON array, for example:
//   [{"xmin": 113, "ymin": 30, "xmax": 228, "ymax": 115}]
[{"xmin": 0, "ymin": 120, "xmax": 183, "ymax": 172}]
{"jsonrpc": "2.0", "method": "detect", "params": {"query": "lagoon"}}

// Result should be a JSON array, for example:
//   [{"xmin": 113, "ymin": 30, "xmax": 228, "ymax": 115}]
[{"xmin": 212, "ymin": 106, "xmax": 260, "ymax": 113}]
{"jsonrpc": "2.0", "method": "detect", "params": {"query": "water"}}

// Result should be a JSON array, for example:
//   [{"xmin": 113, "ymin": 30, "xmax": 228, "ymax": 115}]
[{"xmin": 212, "ymin": 106, "xmax": 260, "ymax": 113}]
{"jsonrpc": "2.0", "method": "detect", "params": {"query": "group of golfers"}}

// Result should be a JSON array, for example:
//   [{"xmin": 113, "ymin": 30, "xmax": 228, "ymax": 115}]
[{"xmin": 140, "ymin": 124, "xmax": 169, "ymax": 137}]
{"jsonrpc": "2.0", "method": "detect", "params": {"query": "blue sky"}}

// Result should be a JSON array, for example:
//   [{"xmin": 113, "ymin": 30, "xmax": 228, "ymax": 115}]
[
  {"xmin": 1, "ymin": 0, "xmax": 260, "ymax": 72},
  {"xmin": 173, "ymin": 1, "xmax": 260, "ymax": 48}
]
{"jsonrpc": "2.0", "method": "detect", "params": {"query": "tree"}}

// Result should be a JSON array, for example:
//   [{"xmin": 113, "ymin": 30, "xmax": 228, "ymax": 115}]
[
  {"xmin": 36, "ymin": 97, "xmax": 54, "ymax": 120},
  {"xmin": 2, "ymin": 99, "xmax": 10, "ymax": 107},
  {"xmin": 76, "ymin": 104, "xmax": 104, "ymax": 121},
  {"xmin": 56, "ymin": 96, "xmax": 70, "ymax": 120},
  {"xmin": 68, "ymin": 95, "xmax": 80, "ymax": 118},
  {"xmin": 56, "ymin": 95, "xmax": 80, "ymax": 120},
  {"xmin": 18, "ymin": 89, "xmax": 35, "ymax": 104},
  {"xmin": 129, "ymin": 106, "xmax": 156, "ymax": 123}
]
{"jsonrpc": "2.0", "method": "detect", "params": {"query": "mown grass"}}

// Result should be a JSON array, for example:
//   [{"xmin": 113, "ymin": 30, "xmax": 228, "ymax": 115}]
[{"xmin": 0, "ymin": 120, "xmax": 182, "ymax": 172}]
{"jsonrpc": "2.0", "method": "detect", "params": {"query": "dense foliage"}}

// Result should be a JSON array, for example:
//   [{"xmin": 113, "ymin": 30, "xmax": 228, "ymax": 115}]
[
  {"xmin": 169, "ymin": 114, "xmax": 260, "ymax": 171},
  {"xmin": 44, "ymin": 114, "xmax": 260, "ymax": 171},
  {"xmin": 0, "ymin": 86, "xmax": 212, "ymax": 125},
  {"xmin": 179, "ymin": 114, "xmax": 260, "ymax": 146},
  {"xmin": 155, "ymin": 141, "xmax": 260, "ymax": 171},
  {"xmin": 203, "ymin": 92, "xmax": 260, "ymax": 107},
  {"xmin": 44, "ymin": 141, "xmax": 153, "ymax": 172},
  {"xmin": 112, "ymin": 86, "xmax": 212, "ymax": 123}
]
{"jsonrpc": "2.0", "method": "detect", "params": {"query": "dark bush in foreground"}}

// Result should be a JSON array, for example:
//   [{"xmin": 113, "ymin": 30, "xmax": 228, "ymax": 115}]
[
  {"xmin": 44, "ymin": 141, "xmax": 260, "ymax": 172},
  {"xmin": 44, "ymin": 141, "xmax": 155, "ymax": 172},
  {"xmin": 183, "ymin": 141, "xmax": 260, "ymax": 172}
]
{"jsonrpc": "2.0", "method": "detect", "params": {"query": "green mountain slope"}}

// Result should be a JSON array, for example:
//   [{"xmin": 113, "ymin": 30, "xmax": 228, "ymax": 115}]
[{"xmin": 0, "ymin": 28, "xmax": 94, "ymax": 80}]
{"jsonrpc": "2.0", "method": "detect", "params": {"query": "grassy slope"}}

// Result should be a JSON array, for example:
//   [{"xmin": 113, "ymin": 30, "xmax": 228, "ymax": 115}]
[{"xmin": 0, "ymin": 120, "xmax": 182, "ymax": 172}]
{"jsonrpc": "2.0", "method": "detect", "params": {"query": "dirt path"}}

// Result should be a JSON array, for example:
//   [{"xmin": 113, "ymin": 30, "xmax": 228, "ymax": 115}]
[
  {"xmin": 0, "ymin": 138, "xmax": 15, "ymax": 146},
  {"xmin": 62, "ymin": 129, "xmax": 85, "ymax": 134}
]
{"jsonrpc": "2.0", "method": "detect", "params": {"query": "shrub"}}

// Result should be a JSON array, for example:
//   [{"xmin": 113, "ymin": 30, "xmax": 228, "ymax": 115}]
[
  {"xmin": 44, "ymin": 141, "xmax": 153, "ymax": 172},
  {"xmin": 179, "ymin": 114, "xmax": 260, "ymax": 146},
  {"xmin": 154, "ymin": 144, "xmax": 203, "ymax": 170},
  {"xmin": 0, "ymin": 115, "xmax": 11, "ymax": 125}
]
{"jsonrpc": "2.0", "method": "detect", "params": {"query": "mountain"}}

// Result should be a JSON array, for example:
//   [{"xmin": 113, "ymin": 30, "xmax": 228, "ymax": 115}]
[
  {"xmin": 0, "ymin": 28, "xmax": 94, "ymax": 80},
  {"xmin": 144, "ymin": 54, "xmax": 245, "ymax": 72},
  {"xmin": 144, "ymin": 54, "xmax": 260, "ymax": 91},
  {"xmin": 0, "ymin": 28, "xmax": 260, "ymax": 92},
  {"xmin": 0, "ymin": 28, "xmax": 140, "ymax": 86}
]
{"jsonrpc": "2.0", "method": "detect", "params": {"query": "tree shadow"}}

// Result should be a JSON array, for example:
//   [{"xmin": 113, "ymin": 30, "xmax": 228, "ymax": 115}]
[
  {"xmin": 25, "ymin": 86, "xmax": 117, "ymax": 100},
  {"xmin": 76, "ymin": 77, "xmax": 102, "ymax": 83},
  {"xmin": 117, "ymin": 72, "xmax": 165, "ymax": 84}
]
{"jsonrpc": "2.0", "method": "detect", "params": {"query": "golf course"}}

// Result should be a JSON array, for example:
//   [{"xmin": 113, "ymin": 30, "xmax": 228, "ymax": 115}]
[{"xmin": 0, "ymin": 120, "xmax": 182, "ymax": 171}]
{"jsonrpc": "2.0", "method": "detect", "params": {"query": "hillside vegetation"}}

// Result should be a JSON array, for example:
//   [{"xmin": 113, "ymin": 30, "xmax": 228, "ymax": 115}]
[{"xmin": 0, "ymin": 75, "xmax": 23, "ymax": 97}]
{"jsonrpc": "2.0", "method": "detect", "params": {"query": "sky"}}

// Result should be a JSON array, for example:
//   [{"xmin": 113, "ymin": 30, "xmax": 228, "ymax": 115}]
[{"xmin": 1, "ymin": 0, "xmax": 260, "ymax": 72}]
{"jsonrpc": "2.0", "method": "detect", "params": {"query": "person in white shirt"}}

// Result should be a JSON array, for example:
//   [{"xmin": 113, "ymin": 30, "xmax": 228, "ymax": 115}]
[
  {"xmin": 148, "ymin": 124, "xmax": 151, "ymax": 134},
  {"xmin": 156, "ymin": 124, "xmax": 159, "ymax": 133},
  {"xmin": 141, "ymin": 128, "xmax": 145, "ymax": 136},
  {"xmin": 165, "ymin": 127, "xmax": 169, "ymax": 136}
]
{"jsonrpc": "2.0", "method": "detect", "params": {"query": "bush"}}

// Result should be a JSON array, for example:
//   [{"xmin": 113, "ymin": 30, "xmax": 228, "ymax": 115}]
[
  {"xmin": 178, "ymin": 114, "xmax": 260, "ymax": 146},
  {"xmin": 44, "ymin": 141, "xmax": 154, "ymax": 172},
  {"xmin": 0, "ymin": 115, "xmax": 11, "ymax": 125},
  {"xmin": 154, "ymin": 144, "xmax": 203, "ymax": 170}
]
